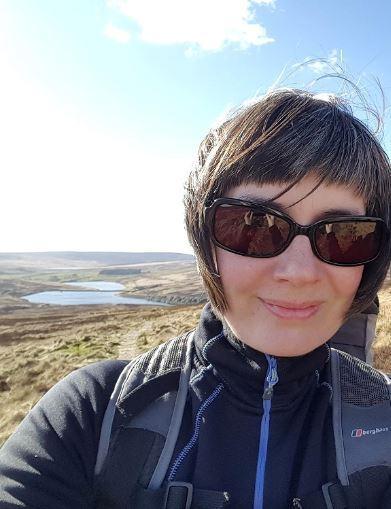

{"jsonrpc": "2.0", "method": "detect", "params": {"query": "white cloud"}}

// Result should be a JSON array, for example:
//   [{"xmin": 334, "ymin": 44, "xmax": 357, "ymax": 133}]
[
  {"xmin": 306, "ymin": 49, "xmax": 341, "ymax": 74},
  {"xmin": 104, "ymin": 22, "xmax": 131, "ymax": 43},
  {"xmin": 107, "ymin": 0, "xmax": 274, "ymax": 52}
]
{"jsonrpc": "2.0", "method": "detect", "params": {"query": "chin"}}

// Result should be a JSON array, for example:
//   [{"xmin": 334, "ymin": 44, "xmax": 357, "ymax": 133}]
[{"xmin": 242, "ymin": 330, "xmax": 328, "ymax": 357}]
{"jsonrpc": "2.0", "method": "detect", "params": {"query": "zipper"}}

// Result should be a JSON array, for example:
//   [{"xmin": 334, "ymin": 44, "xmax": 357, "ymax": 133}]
[{"xmin": 253, "ymin": 355, "xmax": 279, "ymax": 509}]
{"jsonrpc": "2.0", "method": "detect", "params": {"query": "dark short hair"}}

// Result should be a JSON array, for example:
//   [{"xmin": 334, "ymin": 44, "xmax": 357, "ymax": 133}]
[{"xmin": 184, "ymin": 89, "xmax": 391, "ymax": 317}]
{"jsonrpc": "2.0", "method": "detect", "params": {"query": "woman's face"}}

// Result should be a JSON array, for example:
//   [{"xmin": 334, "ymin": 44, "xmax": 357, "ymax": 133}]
[{"xmin": 216, "ymin": 175, "xmax": 366, "ymax": 356}]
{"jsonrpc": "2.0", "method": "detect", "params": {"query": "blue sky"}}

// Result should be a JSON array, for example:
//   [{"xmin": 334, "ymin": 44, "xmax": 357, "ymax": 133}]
[{"xmin": 1, "ymin": 0, "xmax": 390, "ymax": 253}]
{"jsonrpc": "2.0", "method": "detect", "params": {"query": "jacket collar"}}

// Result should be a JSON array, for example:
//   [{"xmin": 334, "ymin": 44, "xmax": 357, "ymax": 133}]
[{"xmin": 194, "ymin": 303, "xmax": 330, "ymax": 407}]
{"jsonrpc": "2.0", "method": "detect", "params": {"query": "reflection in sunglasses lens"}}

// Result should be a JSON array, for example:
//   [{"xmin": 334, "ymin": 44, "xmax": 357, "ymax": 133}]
[
  {"xmin": 315, "ymin": 222, "xmax": 381, "ymax": 264},
  {"xmin": 214, "ymin": 206, "xmax": 290, "ymax": 256}
]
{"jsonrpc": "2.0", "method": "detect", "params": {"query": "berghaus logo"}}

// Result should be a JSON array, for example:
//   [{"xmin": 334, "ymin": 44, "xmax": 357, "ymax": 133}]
[{"xmin": 351, "ymin": 426, "xmax": 389, "ymax": 438}]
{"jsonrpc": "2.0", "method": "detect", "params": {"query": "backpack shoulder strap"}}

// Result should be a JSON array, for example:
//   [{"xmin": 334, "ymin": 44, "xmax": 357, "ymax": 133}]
[
  {"xmin": 94, "ymin": 330, "xmax": 194, "ymax": 479},
  {"xmin": 330, "ymin": 348, "xmax": 391, "ymax": 485},
  {"xmin": 145, "ymin": 331, "xmax": 194, "ymax": 490},
  {"xmin": 94, "ymin": 357, "xmax": 138, "ymax": 477},
  {"xmin": 94, "ymin": 330, "xmax": 230, "ymax": 509},
  {"xmin": 329, "ymin": 297, "xmax": 379, "ymax": 363},
  {"xmin": 294, "ymin": 349, "xmax": 391, "ymax": 508}
]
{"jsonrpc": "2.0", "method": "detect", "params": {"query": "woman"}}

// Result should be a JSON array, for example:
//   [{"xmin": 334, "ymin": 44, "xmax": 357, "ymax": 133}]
[{"xmin": 1, "ymin": 89, "xmax": 390, "ymax": 508}]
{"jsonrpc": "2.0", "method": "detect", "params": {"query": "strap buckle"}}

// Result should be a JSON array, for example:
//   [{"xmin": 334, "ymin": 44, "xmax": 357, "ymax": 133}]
[{"xmin": 164, "ymin": 481, "xmax": 193, "ymax": 509}]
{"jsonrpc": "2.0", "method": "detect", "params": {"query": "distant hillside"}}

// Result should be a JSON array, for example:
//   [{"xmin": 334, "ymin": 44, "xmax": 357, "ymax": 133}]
[
  {"xmin": 0, "ymin": 252, "xmax": 194, "ymax": 270},
  {"xmin": 99, "ymin": 268, "xmax": 142, "ymax": 276}
]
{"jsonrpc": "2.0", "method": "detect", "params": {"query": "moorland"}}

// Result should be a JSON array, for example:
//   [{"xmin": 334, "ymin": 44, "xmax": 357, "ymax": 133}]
[{"xmin": 0, "ymin": 252, "xmax": 390, "ymax": 445}]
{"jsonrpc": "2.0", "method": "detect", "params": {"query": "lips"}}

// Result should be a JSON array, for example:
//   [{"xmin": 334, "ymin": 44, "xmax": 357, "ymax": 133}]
[{"xmin": 260, "ymin": 298, "xmax": 322, "ymax": 320}]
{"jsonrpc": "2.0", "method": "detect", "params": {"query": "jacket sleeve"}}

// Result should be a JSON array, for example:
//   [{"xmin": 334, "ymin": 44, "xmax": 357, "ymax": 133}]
[{"xmin": 0, "ymin": 359, "xmax": 128, "ymax": 509}]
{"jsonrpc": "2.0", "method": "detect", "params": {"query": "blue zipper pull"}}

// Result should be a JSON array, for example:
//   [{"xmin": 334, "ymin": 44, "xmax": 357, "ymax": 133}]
[{"xmin": 263, "ymin": 356, "xmax": 279, "ymax": 400}]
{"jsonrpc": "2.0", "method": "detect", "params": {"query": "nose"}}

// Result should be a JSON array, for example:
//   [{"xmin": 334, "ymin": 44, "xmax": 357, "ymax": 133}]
[{"xmin": 272, "ymin": 235, "xmax": 322, "ymax": 285}]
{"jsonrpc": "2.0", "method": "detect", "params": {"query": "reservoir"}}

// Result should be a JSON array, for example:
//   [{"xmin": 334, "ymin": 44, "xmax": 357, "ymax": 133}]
[
  {"xmin": 66, "ymin": 281, "xmax": 125, "ymax": 292},
  {"xmin": 23, "ymin": 281, "xmax": 169, "ymax": 306}
]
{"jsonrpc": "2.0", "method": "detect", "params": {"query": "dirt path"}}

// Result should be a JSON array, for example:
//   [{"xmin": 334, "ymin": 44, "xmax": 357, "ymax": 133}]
[
  {"xmin": 0, "ymin": 304, "xmax": 202, "ymax": 444},
  {"xmin": 118, "ymin": 330, "xmax": 140, "ymax": 360},
  {"xmin": 117, "ymin": 305, "xmax": 202, "ymax": 360}
]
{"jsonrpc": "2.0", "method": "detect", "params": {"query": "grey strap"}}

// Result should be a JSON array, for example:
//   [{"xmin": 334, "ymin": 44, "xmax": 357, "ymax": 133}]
[
  {"xmin": 94, "ymin": 360, "xmax": 136, "ymax": 476},
  {"xmin": 134, "ymin": 482, "xmax": 229, "ymax": 509},
  {"xmin": 148, "ymin": 332, "xmax": 194, "ymax": 490},
  {"xmin": 330, "ymin": 349, "xmax": 349, "ymax": 486},
  {"xmin": 381, "ymin": 371, "xmax": 391, "ymax": 398}
]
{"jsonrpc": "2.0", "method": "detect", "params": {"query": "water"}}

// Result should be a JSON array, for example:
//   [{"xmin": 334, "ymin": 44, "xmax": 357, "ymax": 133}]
[
  {"xmin": 66, "ymin": 281, "xmax": 124, "ymax": 291},
  {"xmin": 23, "ymin": 281, "xmax": 169, "ymax": 306}
]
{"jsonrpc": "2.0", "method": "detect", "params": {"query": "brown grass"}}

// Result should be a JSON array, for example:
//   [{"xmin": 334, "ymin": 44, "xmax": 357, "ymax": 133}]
[
  {"xmin": 373, "ymin": 284, "xmax": 391, "ymax": 371},
  {"xmin": 0, "ymin": 285, "xmax": 390, "ymax": 446},
  {"xmin": 0, "ymin": 304, "xmax": 202, "ymax": 446}
]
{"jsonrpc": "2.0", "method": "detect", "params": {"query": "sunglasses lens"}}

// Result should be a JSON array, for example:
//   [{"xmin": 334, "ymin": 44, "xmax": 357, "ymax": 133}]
[
  {"xmin": 315, "ymin": 221, "xmax": 383, "ymax": 264},
  {"xmin": 213, "ymin": 204, "xmax": 291, "ymax": 256}
]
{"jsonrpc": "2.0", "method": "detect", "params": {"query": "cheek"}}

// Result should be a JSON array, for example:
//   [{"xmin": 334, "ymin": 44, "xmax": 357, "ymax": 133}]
[
  {"xmin": 216, "ymin": 248, "xmax": 271, "ymax": 299},
  {"xmin": 328, "ymin": 265, "xmax": 364, "ymax": 302},
  {"xmin": 216, "ymin": 251, "xmax": 244, "ymax": 296}
]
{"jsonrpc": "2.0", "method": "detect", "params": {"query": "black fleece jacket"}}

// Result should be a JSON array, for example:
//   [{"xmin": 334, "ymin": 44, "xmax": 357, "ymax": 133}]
[
  {"xmin": 0, "ymin": 304, "xmax": 337, "ymax": 508},
  {"xmin": 170, "ymin": 304, "xmax": 336, "ymax": 507}
]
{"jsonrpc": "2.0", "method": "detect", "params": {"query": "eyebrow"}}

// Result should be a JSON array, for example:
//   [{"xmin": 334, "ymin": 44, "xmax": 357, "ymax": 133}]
[{"xmin": 236, "ymin": 194, "xmax": 365, "ymax": 220}]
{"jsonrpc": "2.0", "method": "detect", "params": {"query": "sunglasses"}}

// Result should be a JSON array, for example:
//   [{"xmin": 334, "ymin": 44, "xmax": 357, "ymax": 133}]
[{"xmin": 205, "ymin": 198, "xmax": 388, "ymax": 267}]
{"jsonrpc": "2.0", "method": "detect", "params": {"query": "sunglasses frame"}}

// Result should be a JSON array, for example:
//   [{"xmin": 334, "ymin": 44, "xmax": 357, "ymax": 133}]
[{"xmin": 205, "ymin": 198, "xmax": 388, "ymax": 267}]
